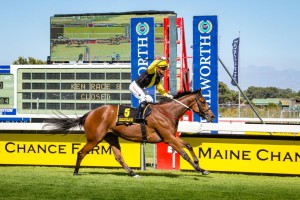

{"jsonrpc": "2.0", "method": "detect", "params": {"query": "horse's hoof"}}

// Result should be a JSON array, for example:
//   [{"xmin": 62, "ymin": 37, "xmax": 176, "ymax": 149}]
[
  {"xmin": 201, "ymin": 170, "xmax": 210, "ymax": 175},
  {"xmin": 133, "ymin": 174, "xmax": 141, "ymax": 178},
  {"xmin": 73, "ymin": 172, "xmax": 80, "ymax": 176}
]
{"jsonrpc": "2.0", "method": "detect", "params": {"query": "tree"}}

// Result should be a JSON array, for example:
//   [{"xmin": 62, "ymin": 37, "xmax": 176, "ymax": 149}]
[
  {"xmin": 218, "ymin": 82, "xmax": 239, "ymax": 104},
  {"xmin": 244, "ymin": 86, "xmax": 298, "ymax": 99},
  {"xmin": 13, "ymin": 57, "xmax": 46, "ymax": 64}
]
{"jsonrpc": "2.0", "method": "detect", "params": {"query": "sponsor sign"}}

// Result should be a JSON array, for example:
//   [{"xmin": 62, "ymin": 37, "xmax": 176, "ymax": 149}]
[
  {"xmin": 180, "ymin": 137, "xmax": 300, "ymax": 175},
  {"xmin": 231, "ymin": 37, "xmax": 240, "ymax": 86},
  {"xmin": 0, "ymin": 108, "xmax": 17, "ymax": 115},
  {"xmin": 130, "ymin": 18, "xmax": 155, "ymax": 107},
  {"xmin": 0, "ymin": 134, "xmax": 140, "ymax": 167},
  {"xmin": 193, "ymin": 16, "xmax": 218, "ymax": 124},
  {"xmin": 0, "ymin": 65, "xmax": 10, "ymax": 73}
]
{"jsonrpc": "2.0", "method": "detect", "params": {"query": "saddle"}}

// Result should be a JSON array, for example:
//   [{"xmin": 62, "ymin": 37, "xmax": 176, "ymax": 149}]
[{"xmin": 116, "ymin": 105, "xmax": 151, "ymax": 143}]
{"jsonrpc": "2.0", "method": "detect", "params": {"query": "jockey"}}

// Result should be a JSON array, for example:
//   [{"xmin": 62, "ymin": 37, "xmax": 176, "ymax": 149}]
[{"xmin": 129, "ymin": 56, "xmax": 173, "ymax": 121}]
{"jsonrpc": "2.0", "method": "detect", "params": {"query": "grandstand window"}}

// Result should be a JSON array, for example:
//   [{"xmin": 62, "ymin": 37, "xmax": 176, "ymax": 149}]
[
  {"xmin": 91, "ymin": 73, "xmax": 105, "ymax": 79},
  {"xmin": 61, "ymin": 83, "xmax": 72, "ymax": 90},
  {"xmin": 32, "ymin": 102, "xmax": 45, "ymax": 109},
  {"xmin": 22, "ymin": 83, "xmax": 31, "ymax": 89},
  {"xmin": 32, "ymin": 93, "xmax": 45, "ymax": 99},
  {"xmin": 121, "ymin": 93, "xmax": 131, "ymax": 100},
  {"xmin": 32, "ymin": 73, "xmax": 45, "ymax": 79},
  {"xmin": 121, "ymin": 73, "xmax": 130, "ymax": 79},
  {"xmin": 61, "ymin": 103, "xmax": 75, "ymax": 110},
  {"xmin": 22, "ymin": 93, "xmax": 31, "ymax": 99},
  {"xmin": 61, "ymin": 93, "xmax": 74, "ymax": 100},
  {"xmin": 47, "ymin": 73, "xmax": 60, "ymax": 79},
  {"xmin": 110, "ymin": 93, "xmax": 121, "ymax": 100},
  {"xmin": 39, "ymin": 103, "xmax": 45, "ymax": 109},
  {"xmin": 47, "ymin": 103, "xmax": 60, "ymax": 110},
  {"xmin": 76, "ymin": 103, "xmax": 90, "ymax": 110},
  {"xmin": 22, "ymin": 73, "xmax": 31, "ymax": 80},
  {"xmin": 22, "ymin": 102, "xmax": 31, "ymax": 109},
  {"xmin": 32, "ymin": 83, "xmax": 45, "ymax": 89},
  {"xmin": 47, "ymin": 93, "xmax": 60, "ymax": 99},
  {"xmin": 47, "ymin": 83, "xmax": 60, "ymax": 89},
  {"xmin": 76, "ymin": 73, "xmax": 90, "ymax": 79},
  {"xmin": 61, "ymin": 73, "xmax": 75, "ymax": 79},
  {"xmin": 106, "ymin": 73, "xmax": 120, "ymax": 79},
  {"xmin": 121, "ymin": 83, "xmax": 130, "ymax": 90}
]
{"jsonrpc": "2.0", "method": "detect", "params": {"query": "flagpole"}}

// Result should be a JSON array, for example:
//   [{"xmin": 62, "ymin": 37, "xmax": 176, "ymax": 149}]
[{"xmin": 238, "ymin": 31, "xmax": 241, "ymax": 118}]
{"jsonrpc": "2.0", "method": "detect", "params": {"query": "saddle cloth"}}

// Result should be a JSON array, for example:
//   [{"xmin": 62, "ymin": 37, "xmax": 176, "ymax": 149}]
[{"xmin": 116, "ymin": 105, "xmax": 151, "ymax": 125}]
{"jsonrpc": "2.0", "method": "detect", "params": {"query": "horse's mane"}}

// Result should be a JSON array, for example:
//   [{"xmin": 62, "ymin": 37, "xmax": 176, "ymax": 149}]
[{"xmin": 157, "ymin": 90, "xmax": 199, "ymax": 104}]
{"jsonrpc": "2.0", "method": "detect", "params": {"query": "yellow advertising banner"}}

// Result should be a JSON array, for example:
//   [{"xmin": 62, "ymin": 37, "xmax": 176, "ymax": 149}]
[
  {"xmin": 0, "ymin": 133, "xmax": 140, "ymax": 167},
  {"xmin": 180, "ymin": 137, "xmax": 300, "ymax": 175},
  {"xmin": 246, "ymin": 131, "xmax": 300, "ymax": 136}
]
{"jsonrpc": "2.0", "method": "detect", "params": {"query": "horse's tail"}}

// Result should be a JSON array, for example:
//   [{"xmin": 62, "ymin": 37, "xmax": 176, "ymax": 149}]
[{"xmin": 44, "ymin": 111, "xmax": 91, "ymax": 133}]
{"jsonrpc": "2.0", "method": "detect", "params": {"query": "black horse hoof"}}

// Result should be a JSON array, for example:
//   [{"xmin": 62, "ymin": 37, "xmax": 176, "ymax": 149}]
[
  {"xmin": 201, "ymin": 170, "xmax": 210, "ymax": 175},
  {"xmin": 129, "ymin": 171, "xmax": 141, "ymax": 178}
]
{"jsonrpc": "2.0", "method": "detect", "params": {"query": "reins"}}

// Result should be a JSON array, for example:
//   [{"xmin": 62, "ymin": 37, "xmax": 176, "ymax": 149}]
[
  {"xmin": 169, "ymin": 94, "xmax": 210, "ymax": 119},
  {"xmin": 172, "ymin": 99, "xmax": 191, "ymax": 110},
  {"xmin": 154, "ymin": 93, "xmax": 209, "ymax": 120}
]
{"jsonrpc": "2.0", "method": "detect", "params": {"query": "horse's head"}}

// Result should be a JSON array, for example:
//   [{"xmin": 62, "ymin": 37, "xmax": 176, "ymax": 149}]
[{"xmin": 191, "ymin": 89, "xmax": 215, "ymax": 122}]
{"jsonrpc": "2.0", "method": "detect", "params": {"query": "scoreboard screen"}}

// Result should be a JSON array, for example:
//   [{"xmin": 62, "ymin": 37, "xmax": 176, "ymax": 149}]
[
  {"xmin": 0, "ymin": 74, "xmax": 14, "ymax": 108},
  {"xmin": 0, "ymin": 97, "xmax": 9, "ymax": 104},
  {"xmin": 17, "ymin": 66, "xmax": 132, "ymax": 115},
  {"xmin": 50, "ymin": 11, "xmax": 176, "ymax": 63}
]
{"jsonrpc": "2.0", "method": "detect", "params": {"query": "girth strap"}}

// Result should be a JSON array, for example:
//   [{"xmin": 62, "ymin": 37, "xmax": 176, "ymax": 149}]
[{"xmin": 140, "ymin": 122, "xmax": 147, "ymax": 143}]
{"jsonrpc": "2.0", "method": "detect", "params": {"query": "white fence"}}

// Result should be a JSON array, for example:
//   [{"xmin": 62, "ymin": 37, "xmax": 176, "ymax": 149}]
[
  {"xmin": 178, "ymin": 121, "xmax": 300, "ymax": 134},
  {"xmin": 1, "ymin": 119, "xmax": 300, "ymax": 134}
]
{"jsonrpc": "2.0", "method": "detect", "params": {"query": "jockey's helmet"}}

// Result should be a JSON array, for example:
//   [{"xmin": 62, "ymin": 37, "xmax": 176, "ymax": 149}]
[{"xmin": 157, "ymin": 60, "xmax": 168, "ymax": 68}]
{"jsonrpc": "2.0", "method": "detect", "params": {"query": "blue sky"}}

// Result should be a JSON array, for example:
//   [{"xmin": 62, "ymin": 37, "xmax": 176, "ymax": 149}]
[{"xmin": 1, "ymin": 0, "xmax": 300, "ymax": 90}]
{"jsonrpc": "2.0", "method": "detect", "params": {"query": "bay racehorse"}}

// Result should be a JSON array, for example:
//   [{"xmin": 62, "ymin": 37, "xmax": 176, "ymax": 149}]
[{"xmin": 45, "ymin": 89, "xmax": 215, "ymax": 177}]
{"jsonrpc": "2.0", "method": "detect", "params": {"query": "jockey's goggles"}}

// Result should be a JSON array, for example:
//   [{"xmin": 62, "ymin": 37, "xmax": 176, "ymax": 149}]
[{"xmin": 159, "ymin": 66, "xmax": 167, "ymax": 71}]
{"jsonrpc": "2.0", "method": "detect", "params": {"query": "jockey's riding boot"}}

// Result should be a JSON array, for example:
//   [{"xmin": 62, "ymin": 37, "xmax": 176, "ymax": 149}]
[{"xmin": 136, "ymin": 101, "xmax": 147, "ymax": 122}]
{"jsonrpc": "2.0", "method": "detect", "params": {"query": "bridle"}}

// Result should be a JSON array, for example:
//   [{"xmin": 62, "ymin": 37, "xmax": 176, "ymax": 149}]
[{"xmin": 173, "ymin": 93, "xmax": 211, "ymax": 118}]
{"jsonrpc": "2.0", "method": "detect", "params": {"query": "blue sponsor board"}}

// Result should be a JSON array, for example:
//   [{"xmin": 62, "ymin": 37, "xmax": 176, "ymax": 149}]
[
  {"xmin": 0, "ymin": 117, "xmax": 30, "ymax": 123},
  {"xmin": 130, "ymin": 18, "xmax": 155, "ymax": 108},
  {"xmin": 193, "ymin": 16, "xmax": 218, "ymax": 124},
  {"xmin": 0, "ymin": 65, "xmax": 10, "ymax": 74},
  {"xmin": 0, "ymin": 108, "xmax": 17, "ymax": 115}
]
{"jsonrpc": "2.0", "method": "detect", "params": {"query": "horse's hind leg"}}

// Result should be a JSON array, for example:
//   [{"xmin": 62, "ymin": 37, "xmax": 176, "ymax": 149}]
[
  {"xmin": 74, "ymin": 140, "xmax": 99, "ymax": 175},
  {"xmin": 104, "ymin": 133, "xmax": 138, "ymax": 177}
]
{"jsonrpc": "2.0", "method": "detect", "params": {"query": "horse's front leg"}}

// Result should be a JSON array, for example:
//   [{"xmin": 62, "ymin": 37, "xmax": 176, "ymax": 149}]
[
  {"xmin": 176, "ymin": 138, "xmax": 199, "ymax": 165},
  {"xmin": 167, "ymin": 137, "xmax": 209, "ymax": 175}
]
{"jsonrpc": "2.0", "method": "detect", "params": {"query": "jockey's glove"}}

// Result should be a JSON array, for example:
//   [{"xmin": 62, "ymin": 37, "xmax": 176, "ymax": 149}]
[
  {"xmin": 166, "ymin": 94, "xmax": 173, "ymax": 99},
  {"xmin": 156, "ymin": 56, "xmax": 167, "ymax": 61}
]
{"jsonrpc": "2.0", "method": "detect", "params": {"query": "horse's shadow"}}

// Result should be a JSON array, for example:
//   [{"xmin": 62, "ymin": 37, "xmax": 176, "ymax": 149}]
[{"xmin": 79, "ymin": 170, "xmax": 213, "ymax": 179}]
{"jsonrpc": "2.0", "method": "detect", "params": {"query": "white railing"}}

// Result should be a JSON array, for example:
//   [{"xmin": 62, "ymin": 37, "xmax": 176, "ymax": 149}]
[
  {"xmin": 0, "ymin": 123, "xmax": 81, "ymax": 131},
  {"xmin": 177, "ymin": 121, "xmax": 300, "ymax": 133},
  {"xmin": 1, "ymin": 121, "xmax": 300, "ymax": 134}
]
